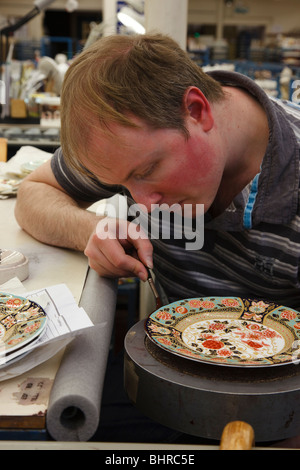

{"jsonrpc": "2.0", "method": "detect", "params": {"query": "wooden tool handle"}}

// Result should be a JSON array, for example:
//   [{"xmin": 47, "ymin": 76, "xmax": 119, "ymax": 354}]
[{"xmin": 220, "ymin": 421, "xmax": 255, "ymax": 450}]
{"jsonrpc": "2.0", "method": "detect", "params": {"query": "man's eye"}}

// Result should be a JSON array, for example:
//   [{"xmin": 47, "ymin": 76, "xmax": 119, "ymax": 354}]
[{"xmin": 135, "ymin": 164, "xmax": 156, "ymax": 180}]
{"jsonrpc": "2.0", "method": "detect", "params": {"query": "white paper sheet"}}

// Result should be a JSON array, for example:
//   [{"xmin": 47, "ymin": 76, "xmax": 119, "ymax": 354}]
[{"xmin": 26, "ymin": 284, "xmax": 94, "ymax": 341}]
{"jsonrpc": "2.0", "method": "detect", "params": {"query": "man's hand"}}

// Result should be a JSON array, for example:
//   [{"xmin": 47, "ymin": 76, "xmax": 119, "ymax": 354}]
[{"xmin": 84, "ymin": 218, "xmax": 153, "ymax": 281}]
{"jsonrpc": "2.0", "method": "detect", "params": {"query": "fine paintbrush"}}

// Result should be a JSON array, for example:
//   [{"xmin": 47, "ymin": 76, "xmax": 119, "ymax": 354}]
[{"xmin": 145, "ymin": 266, "xmax": 162, "ymax": 309}]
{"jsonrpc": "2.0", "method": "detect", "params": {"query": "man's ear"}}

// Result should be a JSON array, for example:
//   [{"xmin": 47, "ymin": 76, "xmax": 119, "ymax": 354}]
[{"xmin": 183, "ymin": 86, "xmax": 214, "ymax": 132}]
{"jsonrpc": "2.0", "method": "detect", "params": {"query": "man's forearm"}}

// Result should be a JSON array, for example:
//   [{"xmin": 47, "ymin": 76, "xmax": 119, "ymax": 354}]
[{"xmin": 15, "ymin": 180, "xmax": 98, "ymax": 251}]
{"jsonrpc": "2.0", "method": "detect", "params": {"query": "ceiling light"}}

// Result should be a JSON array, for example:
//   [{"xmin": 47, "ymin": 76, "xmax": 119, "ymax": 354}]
[{"xmin": 117, "ymin": 6, "xmax": 145, "ymax": 34}]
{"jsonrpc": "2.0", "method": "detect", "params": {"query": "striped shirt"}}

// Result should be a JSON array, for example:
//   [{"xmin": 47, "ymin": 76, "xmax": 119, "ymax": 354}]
[{"xmin": 51, "ymin": 71, "xmax": 300, "ymax": 310}]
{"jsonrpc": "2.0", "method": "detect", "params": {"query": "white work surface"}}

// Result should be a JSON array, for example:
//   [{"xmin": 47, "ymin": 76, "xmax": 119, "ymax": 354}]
[
  {"xmin": 2, "ymin": 198, "xmax": 87, "ymax": 300},
  {"xmin": 0, "ymin": 197, "xmax": 88, "ymax": 431}
]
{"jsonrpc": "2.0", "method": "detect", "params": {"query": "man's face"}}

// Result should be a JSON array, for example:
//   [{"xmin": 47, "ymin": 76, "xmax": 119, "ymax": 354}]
[{"xmin": 84, "ymin": 117, "xmax": 225, "ymax": 217}]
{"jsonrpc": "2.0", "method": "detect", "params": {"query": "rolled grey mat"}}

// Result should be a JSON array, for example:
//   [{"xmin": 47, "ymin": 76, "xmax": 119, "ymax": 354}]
[{"xmin": 46, "ymin": 269, "xmax": 118, "ymax": 441}]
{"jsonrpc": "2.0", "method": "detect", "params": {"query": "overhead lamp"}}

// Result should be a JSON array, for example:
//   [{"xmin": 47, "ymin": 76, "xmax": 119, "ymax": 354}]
[{"xmin": 117, "ymin": 6, "xmax": 145, "ymax": 34}]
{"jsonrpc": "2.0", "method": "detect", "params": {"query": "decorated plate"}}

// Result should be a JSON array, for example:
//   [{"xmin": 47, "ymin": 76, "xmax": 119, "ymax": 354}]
[
  {"xmin": 0, "ymin": 292, "xmax": 47, "ymax": 356},
  {"xmin": 145, "ymin": 296, "xmax": 300, "ymax": 367}
]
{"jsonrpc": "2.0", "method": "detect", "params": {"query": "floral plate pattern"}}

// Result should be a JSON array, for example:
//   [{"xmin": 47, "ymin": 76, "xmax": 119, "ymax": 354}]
[
  {"xmin": 0, "ymin": 292, "xmax": 47, "ymax": 356},
  {"xmin": 144, "ymin": 297, "xmax": 300, "ymax": 367}
]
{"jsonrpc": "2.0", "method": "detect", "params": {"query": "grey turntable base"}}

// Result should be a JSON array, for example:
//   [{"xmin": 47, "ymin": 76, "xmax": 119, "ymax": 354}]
[{"xmin": 124, "ymin": 319, "xmax": 300, "ymax": 442}]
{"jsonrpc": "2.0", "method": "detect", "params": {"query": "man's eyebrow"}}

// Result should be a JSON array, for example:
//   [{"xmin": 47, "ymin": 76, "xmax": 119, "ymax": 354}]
[{"xmin": 94, "ymin": 164, "xmax": 136, "ymax": 187}]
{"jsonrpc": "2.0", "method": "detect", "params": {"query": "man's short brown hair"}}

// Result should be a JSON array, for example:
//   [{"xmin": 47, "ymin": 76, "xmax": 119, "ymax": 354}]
[{"xmin": 60, "ymin": 33, "xmax": 224, "ymax": 172}]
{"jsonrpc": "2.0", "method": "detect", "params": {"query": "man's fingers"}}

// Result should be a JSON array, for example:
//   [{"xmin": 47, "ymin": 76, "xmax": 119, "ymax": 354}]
[
  {"xmin": 96, "ymin": 217, "xmax": 153, "ymax": 273},
  {"xmin": 125, "ymin": 222, "xmax": 153, "ymax": 269},
  {"xmin": 85, "ymin": 225, "xmax": 153, "ymax": 281}
]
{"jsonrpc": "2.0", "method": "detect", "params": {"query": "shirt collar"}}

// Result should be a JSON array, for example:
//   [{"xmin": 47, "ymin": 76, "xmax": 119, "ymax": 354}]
[{"xmin": 206, "ymin": 71, "xmax": 299, "ymax": 230}]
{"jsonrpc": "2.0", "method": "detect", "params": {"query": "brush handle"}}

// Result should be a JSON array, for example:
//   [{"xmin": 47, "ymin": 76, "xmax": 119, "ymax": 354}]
[
  {"xmin": 145, "ymin": 267, "xmax": 162, "ymax": 308},
  {"xmin": 145, "ymin": 266, "xmax": 152, "ymax": 280}
]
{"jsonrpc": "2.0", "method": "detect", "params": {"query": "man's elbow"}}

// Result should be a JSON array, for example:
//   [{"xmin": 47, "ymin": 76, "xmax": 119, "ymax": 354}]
[{"xmin": 14, "ymin": 180, "xmax": 33, "ymax": 228}]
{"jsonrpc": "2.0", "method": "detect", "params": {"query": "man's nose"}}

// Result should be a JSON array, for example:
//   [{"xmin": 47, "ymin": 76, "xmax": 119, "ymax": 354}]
[{"xmin": 128, "ymin": 186, "xmax": 163, "ymax": 213}]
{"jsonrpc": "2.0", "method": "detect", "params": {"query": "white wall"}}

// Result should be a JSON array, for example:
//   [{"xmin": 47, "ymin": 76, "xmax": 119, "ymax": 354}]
[{"xmin": 188, "ymin": 0, "xmax": 300, "ymax": 36}]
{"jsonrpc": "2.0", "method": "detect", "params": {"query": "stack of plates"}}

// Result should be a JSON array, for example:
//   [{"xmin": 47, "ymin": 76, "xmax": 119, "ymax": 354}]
[
  {"xmin": 0, "ymin": 178, "xmax": 21, "ymax": 198},
  {"xmin": 0, "ymin": 291, "xmax": 47, "ymax": 367},
  {"xmin": 20, "ymin": 160, "xmax": 47, "ymax": 175}
]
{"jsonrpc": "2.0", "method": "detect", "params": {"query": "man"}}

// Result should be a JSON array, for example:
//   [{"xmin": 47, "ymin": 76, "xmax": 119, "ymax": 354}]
[{"xmin": 15, "ymin": 33, "xmax": 300, "ymax": 310}]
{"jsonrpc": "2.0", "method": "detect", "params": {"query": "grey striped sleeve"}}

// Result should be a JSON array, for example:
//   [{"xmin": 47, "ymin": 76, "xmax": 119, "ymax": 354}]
[{"xmin": 50, "ymin": 147, "xmax": 120, "ymax": 202}]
